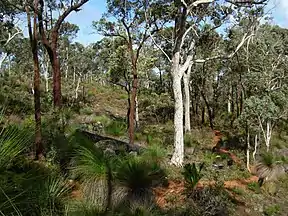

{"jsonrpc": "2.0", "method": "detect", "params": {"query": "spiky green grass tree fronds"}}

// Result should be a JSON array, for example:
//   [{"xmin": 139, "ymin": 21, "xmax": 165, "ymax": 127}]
[
  {"xmin": 256, "ymin": 153, "xmax": 286, "ymax": 186},
  {"xmin": 0, "ymin": 125, "xmax": 33, "ymax": 169},
  {"xmin": 141, "ymin": 144, "xmax": 167, "ymax": 165},
  {"xmin": 71, "ymin": 136, "xmax": 113, "ymax": 212},
  {"xmin": 0, "ymin": 122, "xmax": 71, "ymax": 216},
  {"xmin": 114, "ymin": 157, "xmax": 167, "ymax": 211}
]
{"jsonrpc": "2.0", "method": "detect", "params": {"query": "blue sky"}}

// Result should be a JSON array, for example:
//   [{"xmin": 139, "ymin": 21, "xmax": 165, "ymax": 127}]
[
  {"xmin": 66, "ymin": 0, "xmax": 106, "ymax": 45},
  {"xmin": 66, "ymin": 0, "xmax": 288, "ymax": 45},
  {"xmin": 19, "ymin": 0, "xmax": 288, "ymax": 45},
  {"xmin": 18, "ymin": 0, "xmax": 106, "ymax": 45}
]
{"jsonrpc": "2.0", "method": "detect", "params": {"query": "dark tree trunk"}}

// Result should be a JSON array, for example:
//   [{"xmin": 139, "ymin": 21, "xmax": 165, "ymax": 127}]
[
  {"xmin": 51, "ymin": 41, "xmax": 62, "ymax": 107},
  {"xmin": 201, "ymin": 106, "xmax": 205, "ymax": 125},
  {"xmin": 38, "ymin": 0, "xmax": 89, "ymax": 108},
  {"xmin": 200, "ymin": 89, "xmax": 214, "ymax": 129},
  {"xmin": 26, "ymin": 1, "xmax": 43, "ymax": 159},
  {"xmin": 33, "ymin": 49, "xmax": 43, "ymax": 159}
]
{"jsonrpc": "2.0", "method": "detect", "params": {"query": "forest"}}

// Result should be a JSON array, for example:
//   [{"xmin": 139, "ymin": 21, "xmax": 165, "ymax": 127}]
[{"xmin": 0, "ymin": 0, "xmax": 288, "ymax": 215}]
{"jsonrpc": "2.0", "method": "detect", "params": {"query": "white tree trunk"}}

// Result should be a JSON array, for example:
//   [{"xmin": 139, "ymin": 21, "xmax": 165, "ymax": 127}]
[
  {"xmin": 259, "ymin": 118, "xmax": 272, "ymax": 152},
  {"xmin": 170, "ymin": 52, "xmax": 184, "ymax": 167},
  {"xmin": 43, "ymin": 62, "xmax": 49, "ymax": 92},
  {"xmin": 247, "ymin": 129, "xmax": 251, "ymax": 172},
  {"xmin": 73, "ymin": 67, "xmax": 76, "ymax": 85},
  {"xmin": 135, "ymin": 95, "xmax": 139, "ymax": 128},
  {"xmin": 266, "ymin": 120, "xmax": 272, "ymax": 152},
  {"xmin": 183, "ymin": 64, "xmax": 192, "ymax": 133},
  {"xmin": 8, "ymin": 56, "xmax": 11, "ymax": 75},
  {"xmin": 75, "ymin": 77, "xmax": 81, "ymax": 99},
  {"xmin": 45, "ymin": 77, "xmax": 49, "ymax": 92},
  {"xmin": 65, "ymin": 47, "xmax": 69, "ymax": 79},
  {"xmin": 228, "ymin": 86, "xmax": 232, "ymax": 113},
  {"xmin": 0, "ymin": 53, "xmax": 8, "ymax": 72},
  {"xmin": 253, "ymin": 134, "xmax": 258, "ymax": 161}
]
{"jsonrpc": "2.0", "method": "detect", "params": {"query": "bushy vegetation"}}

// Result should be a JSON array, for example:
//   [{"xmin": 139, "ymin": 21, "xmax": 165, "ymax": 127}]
[{"xmin": 1, "ymin": 0, "xmax": 288, "ymax": 215}]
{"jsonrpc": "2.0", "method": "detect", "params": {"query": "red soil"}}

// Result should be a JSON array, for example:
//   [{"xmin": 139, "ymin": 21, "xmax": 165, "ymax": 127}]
[{"xmin": 153, "ymin": 130, "xmax": 258, "ymax": 209}]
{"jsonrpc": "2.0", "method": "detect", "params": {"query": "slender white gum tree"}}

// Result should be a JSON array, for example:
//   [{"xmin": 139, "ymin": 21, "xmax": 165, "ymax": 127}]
[{"xmin": 147, "ymin": 0, "xmax": 267, "ymax": 167}]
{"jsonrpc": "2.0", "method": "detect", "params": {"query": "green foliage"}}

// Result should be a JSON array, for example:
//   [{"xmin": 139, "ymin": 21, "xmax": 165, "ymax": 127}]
[
  {"xmin": 0, "ymin": 124, "xmax": 32, "ymax": 169},
  {"xmin": 80, "ymin": 107, "xmax": 94, "ymax": 115},
  {"xmin": 263, "ymin": 204, "xmax": 281, "ymax": 216},
  {"xmin": 247, "ymin": 182, "xmax": 261, "ymax": 193},
  {"xmin": 230, "ymin": 187, "xmax": 244, "ymax": 195},
  {"xmin": 182, "ymin": 163, "xmax": 204, "ymax": 190},
  {"xmin": 104, "ymin": 120, "xmax": 126, "ymax": 137},
  {"xmin": 115, "ymin": 157, "xmax": 166, "ymax": 199},
  {"xmin": 0, "ymin": 159, "xmax": 71, "ymax": 216},
  {"xmin": 71, "ymin": 133, "xmax": 108, "ymax": 180},
  {"xmin": 261, "ymin": 152, "xmax": 275, "ymax": 168},
  {"xmin": 184, "ymin": 133, "xmax": 200, "ymax": 148},
  {"xmin": 141, "ymin": 144, "xmax": 167, "ymax": 164}
]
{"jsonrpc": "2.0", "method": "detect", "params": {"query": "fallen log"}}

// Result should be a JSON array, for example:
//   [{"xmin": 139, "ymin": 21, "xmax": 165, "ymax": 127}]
[{"xmin": 75, "ymin": 129, "xmax": 143, "ymax": 153}]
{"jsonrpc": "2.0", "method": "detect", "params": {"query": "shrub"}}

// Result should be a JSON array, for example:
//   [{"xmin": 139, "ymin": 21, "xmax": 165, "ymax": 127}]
[
  {"xmin": 190, "ymin": 186, "xmax": 231, "ymax": 216},
  {"xmin": 141, "ymin": 144, "xmax": 167, "ymax": 164},
  {"xmin": 182, "ymin": 163, "xmax": 204, "ymax": 190},
  {"xmin": 105, "ymin": 120, "xmax": 126, "ymax": 136},
  {"xmin": 255, "ymin": 152, "xmax": 286, "ymax": 184},
  {"xmin": 247, "ymin": 182, "xmax": 261, "ymax": 193},
  {"xmin": 71, "ymin": 136, "xmax": 112, "ymax": 212},
  {"xmin": 263, "ymin": 204, "xmax": 281, "ymax": 216},
  {"xmin": 184, "ymin": 133, "xmax": 200, "ymax": 148},
  {"xmin": 114, "ymin": 157, "xmax": 167, "ymax": 207}
]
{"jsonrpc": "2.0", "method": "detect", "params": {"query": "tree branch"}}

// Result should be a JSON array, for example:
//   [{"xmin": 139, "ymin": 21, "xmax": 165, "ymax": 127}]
[
  {"xmin": 53, "ymin": 0, "xmax": 89, "ymax": 33},
  {"xmin": 195, "ymin": 32, "xmax": 254, "ymax": 63},
  {"xmin": 180, "ymin": 40, "xmax": 196, "ymax": 74},
  {"xmin": 144, "ymin": 3, "xmax": 171, "ymax": 62},
  {"xmin": 3, "ymin": 28, "xmax": 22, "ymax": 47}
]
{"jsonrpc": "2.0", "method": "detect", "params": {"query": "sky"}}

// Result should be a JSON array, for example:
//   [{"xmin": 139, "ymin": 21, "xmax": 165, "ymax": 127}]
[
  {"xmin": 19, "ymin": 0, "xmax": 288, "ymax": 46},
  {"xmin": 65, "ymin": 0, "xmax": 106, "ymax": 45}
]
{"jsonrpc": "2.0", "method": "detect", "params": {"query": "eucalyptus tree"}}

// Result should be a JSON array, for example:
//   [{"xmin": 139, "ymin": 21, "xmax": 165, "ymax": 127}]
[
  {"xmin": 145, "ymin": 0, "xmax": 268, "ymax": 166},
  {"xmin": 24, "ymin": 0, "xmax": 44, "ymax": 159},
  {"xmin": 94, "ymin": 0, "xmax": 168, "ymax": 145},
  {"xmin": 58, "ymin": 22, "xmax": 79, "ymax": 81},
  {"xmin": 37, "ymin": 0, "xmax": 89, "ymax": 108},
  {"xmin": 236, "ymin": 24, "xmax": 288, "ymax": 156},
  {"xmin": 0, "ymin": 0, "xmax": 23, "ymax": 73}
]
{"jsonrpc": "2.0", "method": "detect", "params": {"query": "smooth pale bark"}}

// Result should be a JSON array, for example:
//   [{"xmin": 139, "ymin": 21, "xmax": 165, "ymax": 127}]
[
  {"xmin": 42, "ymin": 61, "xmax": 49, "ymax": 92},
  {"xmin": 246, "ymin": 129, "xmax": 251, "ymax": 172},
  {"xmin": 135, "ymin": 95, "xmax": 139, "ymax": 128},
  {"xmin": 0, "ymin": 53, "xmax": 8, "ymax": 72},
  {"xmin": 45, "ymin": 77, "xmax": 49, "ymax": 92},
  {"xmin": 73, "ymin": 67, "xmax": 76, "ymax": 84},
  {"xmin": 228, "ymin": 85, "xmax": 232, "ymax": 113},
  {"xmin": 8, "ymin": 56, "xmax": 11, "ymax": 75},
  {"xmin": 253, "ymin": 134, "xmax": 258, "ymax": 161},
  {"xmin": 65, "ymin": 47, "xmax": 69, "ymax": 79},
  {"xmin": 0, "ymin": 29, "xmax": 21, "ymax": 72},
  {"xmin": 258, "ymin": 118, "xmax": 272, "ymax": 152},
  {"xmin": 183, "ymin": 64, "xmax": 192, "ymax": 133},
  {"xmin": 171, "ymin": 52, "xmax": 184, "ymax": 167},
  {"xmin": 75, "ymin": 77, "xmax": 81, "ymax": 99},
  {"xmin": 265, "ymin": 121, "xmax": 272, "ymax": 152}
]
